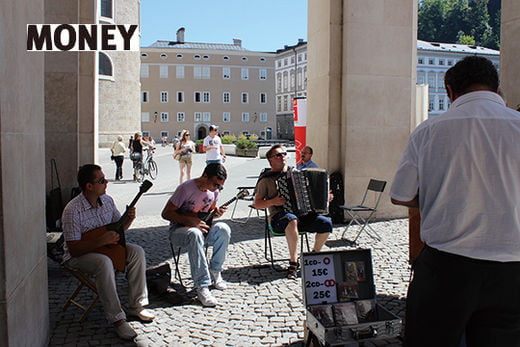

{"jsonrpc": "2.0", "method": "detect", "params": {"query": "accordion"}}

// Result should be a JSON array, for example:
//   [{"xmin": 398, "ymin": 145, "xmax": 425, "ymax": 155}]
[{"xmin": 276, "ymin": 168, "xmax": 329, "ymax": 217}]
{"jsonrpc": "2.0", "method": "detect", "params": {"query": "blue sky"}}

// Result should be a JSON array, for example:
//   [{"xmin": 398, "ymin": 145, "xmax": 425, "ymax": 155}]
[{"xmin": 140, "ymin": 0, "xmax": 307, "ymax": 52}]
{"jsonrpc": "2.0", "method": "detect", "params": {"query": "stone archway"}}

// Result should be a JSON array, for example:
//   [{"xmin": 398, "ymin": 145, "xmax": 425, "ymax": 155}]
[{"xmin": 197, "ymin": 124, "xmax": 208, "ymax": 140}]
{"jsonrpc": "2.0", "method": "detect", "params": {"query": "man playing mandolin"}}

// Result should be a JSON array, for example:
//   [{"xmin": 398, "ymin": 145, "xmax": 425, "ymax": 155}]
[
  {"xmin": 162, "ymin": 163, "xmax": 231, "ymax": 307},
  {"xmin": 62, "ymin": 164, "xmax": 154, "ymax": 341}
]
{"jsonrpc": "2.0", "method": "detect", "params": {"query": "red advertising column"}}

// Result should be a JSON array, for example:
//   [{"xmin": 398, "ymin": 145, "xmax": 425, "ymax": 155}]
[{"xmin": 293, "ymin": 97, "xmax": 307, "ymax": 164}]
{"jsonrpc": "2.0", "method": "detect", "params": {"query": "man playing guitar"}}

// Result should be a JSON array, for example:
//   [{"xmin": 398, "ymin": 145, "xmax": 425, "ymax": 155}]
[
  {"xmin": 161, "ymin": 163, "xmax": 231, "ymax": 307},
  {"xmin": 62, "ymin": 164, "xmax": 154, "ymax": 340}
]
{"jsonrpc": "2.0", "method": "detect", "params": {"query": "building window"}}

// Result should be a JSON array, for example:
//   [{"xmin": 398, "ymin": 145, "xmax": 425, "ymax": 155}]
[
  {"xmin": 203, "ymin": 112, "xmax": 211, "ymax": 121},
  {"xmin": 161, "ymin": 131, "xmax": 169, "ymax": 138},
  {"xmin": 241, "ymin": 92, "xmax": 249, "ymax": 104},
  {"xmin": 242, "ymin": 130, "xmax": 250, "ymax": 136},
  {"xmin": 194, "ymin": 92, "xmax": 201, "ymax": 103},
  {"xmin": 259, "ymin": 93, "xmax": 267, "ymax": 104},
  {"xmin": 241, "ymin": 112, "xmax": 250, "ymax": 122},
  {"xmin": 160, "ymin": 65, "xmax": 168, "ymax": 78},
  {"xmin": 223, "ymin": 92, "xmax": 230, "ymax": 104},
  {"xmin": 194, "ymin": 66, "xmax": 210, "ymax": 79},
  {"xmin": 260, "ymin": 57, "xmax": 266, "ymax": 62},
  {"xmin": 177, "ymin": 91, "xmax": 184, "ymax": 103},
  {"xmin": 160, "ymin": 112, "xmax": 169, "ymax": 122},
  {"xmin": 276, "ymin": 73, "xmax": 282, "ymax": 92},
  {"xmin": 203, "ymin": 91, "xmax": 210, "ymax": 103},
  {"xmin": 160, "ymin": 91, "xmax": 168, "ymax": 103},
  {"xmin": 141, "ymin": 112, "xmax": 150, "ymax": 122},
  {"xmin": 283, "ymin": 95, "xmax": 288, "ymax": 111},
  {"xmin": 259, "ymin": 69, "xmax": 267, "ymax": 80},
  {"xmin": 194, "ymin": 112, "xmax": 202, "ymax": 122},
  {"xmin": 177, "ymin": 112, "xmax": 185, "ymax": 122},
  {"xmin": 100, "ymin": 0, "xmax": 113, "ymax": 19},
  {"xmin": 176, "ymin": 54, "xmax": 183, "ymax": 60},
  {"xmin": 140, "ymin": 64, "xmax": 149, "ymax": 78},
  {"xmin": 241, "ymin": 57, "xmax": 248, "ymax": 62},
  {"xmin": 99, "ymin": 52, "xmax": 112, "ymax": 76},
  {"xmin": 277, "ymin": 60, "xmax": 282, "ymax": 68},
  {"xmin": 160, "ymin": 53, "xmax": 168, "ymax": 60},
  {"xmin": 428, "ymin": 73, "xmax": 436, "ymax": 89},
  {"xmin": 259, "ymin": 112, "xmax": 267, "ymax": 122},
  {"xmin": 277, "ymin": 96, "xmax": 282, "ymax": 112},
  {"xmin": 202, "ymin": 55, "xmax": 209, "ymax": 61},
  {"xmin": 429, "ymin": 97, "xmax": 434, "ymax": 111},
  {"xmin": 142, "ymin": 131, "xmax": 149, "ymax": 138},
  {"xmin": 223, "ymin": 112, "xmax": 231, "ymax": 122},
  {"xmin": 439, "ymin": 98, "xmax": 445, "ymax": 111},
  {"xmin": 284, "ymin": 58, "xmax": 288, "ymax": 66},
  {"xmin": 418, "ymin": 57, "xmax": 424, "ymax": 64},
  {"xmin": 291, "ymin": 56, "xmax": 295, "ymax": 64},
  {"xmin": 141, "ymin": 53, "xmax": 148, "ymax": 59},
  {"xmin": 241, "ymin": 68, "xmax": 249, "ymax": 80},
  {"xmin": 194, "ymin": 54, "xmax": 201, "ymax": 60},
  {"xmin": 141, "ymin": 91, "xmax": 148, "ymax": 103},
  {"xmin": 223, "ymin": 56, "xmax": 230, "ymax": 61},
  {"xmin": 447, "ymin": 60, "xmax": 453, "ymax": 66},
  {"xmin": 223, "ymin": 67, "xmax": 230, "ymax": 79},
  {"xmin": 283, "ymin": 71, "xmax": 288, "ymax": 90},
  {"xmin": 429, "ymin": 58, "xmax": 435, "ymax": 65},
  {"xmin": 439, "ymin": 59, "xmax": 445, "ymax": 66},
  {"xmin": 417, "ymin": 72, "xmax": 425, "ymax": 84},
  {"xmin": 176, "ymin": 65, "xmax": 184, "ymax": 78}
]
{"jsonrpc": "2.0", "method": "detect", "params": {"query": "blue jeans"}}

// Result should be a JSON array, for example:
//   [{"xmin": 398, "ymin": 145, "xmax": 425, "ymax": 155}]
[
  {"xmin": 206, "ymin": 159, "xmax": 222, "ymax": 165},
  {"xmin": 169, "ymin": 222, "xmax": 231, "ymax": 288}
]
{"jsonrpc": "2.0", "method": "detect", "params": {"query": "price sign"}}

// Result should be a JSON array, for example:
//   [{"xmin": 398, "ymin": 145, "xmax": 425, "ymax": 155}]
[{"xmin": 303, "ymin": 254, "xmax": 337, "ymax": 305}]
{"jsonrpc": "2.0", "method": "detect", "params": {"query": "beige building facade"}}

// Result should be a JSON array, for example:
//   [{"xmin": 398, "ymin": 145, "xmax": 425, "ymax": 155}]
[{"xmin": 140, "ymin": 30, "xmax": 277, "ymax": 141}]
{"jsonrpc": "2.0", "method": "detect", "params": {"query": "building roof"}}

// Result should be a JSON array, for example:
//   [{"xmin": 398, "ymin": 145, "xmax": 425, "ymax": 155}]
[
  {"xmin": 146, "ymin": 40, "xmax": 252, "ymax": 51},
  {"xmin": 417, "ymin": 40, "xmax": 499, "ymax": 55}
]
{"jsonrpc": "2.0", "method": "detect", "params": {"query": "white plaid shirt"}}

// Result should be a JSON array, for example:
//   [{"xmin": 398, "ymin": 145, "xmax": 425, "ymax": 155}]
[{"xmin": 61, "ymin": 193, "xmax": 121, "ymax": 262}]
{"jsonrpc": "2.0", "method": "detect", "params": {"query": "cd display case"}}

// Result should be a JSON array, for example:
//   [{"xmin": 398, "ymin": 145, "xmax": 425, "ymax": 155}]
[{"xmin": 302, "ymin": 249, "xmax": 402, "ymax": 346}]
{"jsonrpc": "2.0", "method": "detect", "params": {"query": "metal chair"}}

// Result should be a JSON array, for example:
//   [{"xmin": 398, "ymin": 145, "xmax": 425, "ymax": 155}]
[
  {"xmin": 170, "ymin": 242, "xmax": 210, "ymax": 288},
  {"xmin": 62, "ymin": 263, "xmax": 100, "ymax": 323},
  {"xmin": 261, "ymin": 208, "xmax": 310, "ymax": 269},
  {"xmin": 340, "ymin": 179, "xmax": 387, "ymax": 243},
  {"xmin": 230, "ymin": 186, "xmax": 260, "ymax": 223}
]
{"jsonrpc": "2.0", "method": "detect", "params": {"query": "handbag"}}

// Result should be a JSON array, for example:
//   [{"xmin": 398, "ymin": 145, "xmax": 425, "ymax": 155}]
[{"xmin": 110, "ymin": 155, "xmax": 115, "ymax": 160}]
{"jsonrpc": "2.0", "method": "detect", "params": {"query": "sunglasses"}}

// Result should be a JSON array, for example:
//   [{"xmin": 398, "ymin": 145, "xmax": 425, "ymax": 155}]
[
  {"xmin": 92, "ymin": 177, "xmax": 107, "ymax": 185},
  {"xmin": 213, "ymin": 183, "xmax": 224, "ymax": 190},
  {"xmin": 271, "ymin": 152, "xmax": 287, "ymax": 158}
]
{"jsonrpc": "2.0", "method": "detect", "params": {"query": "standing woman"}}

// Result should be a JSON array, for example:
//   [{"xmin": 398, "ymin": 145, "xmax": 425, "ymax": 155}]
[
  {"xmin": 174, "ymin": 129, "xmax": 195, "ymax": 184},
  {"xmin": 110, "ymin": 135, "xmax": 126, "ymax": 180},
  {"xmin": 131, "ymin": 132, "xmax": 151, "ymax": 181}
]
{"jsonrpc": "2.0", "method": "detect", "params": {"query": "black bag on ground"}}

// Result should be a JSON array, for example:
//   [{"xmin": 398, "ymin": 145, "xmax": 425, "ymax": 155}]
[
  {"xmin": 329, "ymin": 171, "xmax": 345, "ymax": 224},
  {"xmin": 46, "ymin": 159, "xmax": 63, "ymax": 231},
  {"xmin": 146, "ymin": 263, "xmax": 172, "ymax": 295}
]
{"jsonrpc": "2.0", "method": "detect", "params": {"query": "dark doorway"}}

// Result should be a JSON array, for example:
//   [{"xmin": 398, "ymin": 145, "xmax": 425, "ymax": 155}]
[{"xmin": 197, "ymin": 126, "xmax": 207, "ymax": 140}]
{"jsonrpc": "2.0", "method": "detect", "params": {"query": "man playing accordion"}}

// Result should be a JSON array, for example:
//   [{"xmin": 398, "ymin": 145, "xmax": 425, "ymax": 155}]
[{"xmin": 254, "ymin": 144, "xmax": 332, "ymax": 279}]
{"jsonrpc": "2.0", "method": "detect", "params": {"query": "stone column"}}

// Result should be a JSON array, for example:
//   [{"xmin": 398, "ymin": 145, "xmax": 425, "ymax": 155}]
[
  {"xmin": 307, "ymin": 0, "xmax": 418, "ymax": 218},
  {"xmin": 500, "ymin": 0, "xmax": 520, "ymax": 110}
]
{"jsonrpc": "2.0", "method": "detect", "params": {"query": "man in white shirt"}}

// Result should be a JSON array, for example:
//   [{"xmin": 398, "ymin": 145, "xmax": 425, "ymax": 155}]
[
  {"xmin": 203, "ymin": 125, "xmax": 226, "ymax": 165},
  {"xmin": 391, "ymin": 56, "xmax": 520, "ymax": 346}
]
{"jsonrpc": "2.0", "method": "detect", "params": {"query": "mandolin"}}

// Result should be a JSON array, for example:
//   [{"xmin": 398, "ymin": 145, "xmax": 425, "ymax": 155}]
[
  {"xmin": 81, "ymin": 180, "xmax": 153, "ymax": 271},
  {"xmin": 182, "ymin": 188, "xmax": 249, "ymax": 228}
]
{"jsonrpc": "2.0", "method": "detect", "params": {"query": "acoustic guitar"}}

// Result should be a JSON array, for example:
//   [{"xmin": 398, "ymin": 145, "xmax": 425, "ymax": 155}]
[
  {"xmin": 181, "ymin": 188, "xmax": 249, "ymax": 228},
  {"xmin": 81, "ymin": 180, "xmax": 153, "ymax": 271}
]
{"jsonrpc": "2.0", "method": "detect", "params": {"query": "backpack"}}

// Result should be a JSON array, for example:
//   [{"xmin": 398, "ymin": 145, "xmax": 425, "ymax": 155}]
[{"xmin": 328, "ymin": 171, "xmax": 345, "ymax": 224}]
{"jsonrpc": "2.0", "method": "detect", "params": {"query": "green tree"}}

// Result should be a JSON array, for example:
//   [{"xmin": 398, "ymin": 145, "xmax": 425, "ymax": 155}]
[
  {"xmin": 457, "ymin": 32, "xmax": 475, "ymax": 45},
  {"xmin": 418, "ymin": 0, "xmax": 450, "ymax": 42},
  {"xmin": 467, "ymin": 0, "xmax": 490, "ymax": 44}
]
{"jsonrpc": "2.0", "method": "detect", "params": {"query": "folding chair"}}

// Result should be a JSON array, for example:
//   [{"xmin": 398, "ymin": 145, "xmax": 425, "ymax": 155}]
[
  {"xmin": 62, "ymin": 263, "xmax": 100, "ymax": 323},
  {"xmin": 262, "ymin": 208, "xmax": 310, "ymax": 269},
  {"xmin": 170, "ymin": 242, "xmax": 210, "ymax": 288},
  {"xmin": 340, "ymin": 179, "xmax": 387, "ymax": 243},
  {"xmin": 230, "ymin": 186, "xmax": 260, "ymax": 223}
]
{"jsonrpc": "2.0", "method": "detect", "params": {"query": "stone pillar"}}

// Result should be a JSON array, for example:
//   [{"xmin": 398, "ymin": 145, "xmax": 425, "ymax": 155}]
[
  {"xmin": 500, "ymin": 0, "xmax": 520, "ymax": 110},
  {"xmin": 307, "ymin": 0, "xmax": 417, "ymax": 218},
  {"xmin": 0, "ymin": 0, "xmax": 49, "ymax": 345}
]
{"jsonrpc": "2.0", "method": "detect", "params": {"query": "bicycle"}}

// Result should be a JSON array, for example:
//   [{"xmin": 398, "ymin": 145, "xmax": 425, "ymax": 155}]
[{"xmin": 136, "ymin": 149, "xmax": 158, "ymax": 182}]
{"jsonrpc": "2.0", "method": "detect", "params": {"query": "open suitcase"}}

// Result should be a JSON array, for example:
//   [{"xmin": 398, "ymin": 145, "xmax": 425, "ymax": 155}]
[{"xmin": 303, "ymin": 249, "xmax": 402, "ymax": 346}]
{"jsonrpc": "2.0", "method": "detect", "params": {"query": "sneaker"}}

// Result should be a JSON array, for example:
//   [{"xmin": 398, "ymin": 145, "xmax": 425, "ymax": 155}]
[
  {"xmin": 127, "ymin": 308, "xmax": 155, "ymax": 322},
  {"xmin": 197, "ymin": 286, "xmax": 218, "ymax": 307},
  {"xmin": 114, "ymin": 320, "xmax": 137, "ymax": 340},
  {"xmin": 210, "ymin": 270, "xmax": 228, "ymax": 290}
]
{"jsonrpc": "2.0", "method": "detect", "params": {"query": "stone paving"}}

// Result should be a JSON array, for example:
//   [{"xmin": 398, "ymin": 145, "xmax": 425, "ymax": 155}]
[{"xmin": 47, "ymin": 147, "xmax": 410, "ymax": 346}]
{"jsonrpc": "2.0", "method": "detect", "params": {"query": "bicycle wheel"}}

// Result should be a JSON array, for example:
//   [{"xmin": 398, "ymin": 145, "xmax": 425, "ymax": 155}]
[{"xmin": 148, "ymin": 159, "xmax": 158, "ymax": 179}]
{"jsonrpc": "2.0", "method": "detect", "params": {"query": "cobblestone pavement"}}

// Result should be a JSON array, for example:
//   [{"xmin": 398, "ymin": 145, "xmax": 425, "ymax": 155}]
[{"xmin": 47, "ymin": 147, "xmax": 410, "ymax": 346}]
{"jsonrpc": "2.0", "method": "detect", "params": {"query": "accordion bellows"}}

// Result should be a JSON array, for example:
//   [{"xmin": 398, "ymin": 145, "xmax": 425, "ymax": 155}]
[{"xmin": 276, "ymin": 168, "xmax": 330, "ymax": 217}]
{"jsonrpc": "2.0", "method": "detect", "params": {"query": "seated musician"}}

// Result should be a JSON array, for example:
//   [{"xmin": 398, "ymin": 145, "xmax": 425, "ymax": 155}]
[
  {"xmin": 253, "ymin": 145, "xmax": 332, "ymax": 279},
  {"xmin": 297, "ymin": 145, "xmax": 319, "ymax": 170},
  {"xmin": 61, "ymin": 164, "xmax": 154, "ymax": 341},
  {"xmin": 161, "ymin": 163, "xmax": 231, "ymax": 307}
]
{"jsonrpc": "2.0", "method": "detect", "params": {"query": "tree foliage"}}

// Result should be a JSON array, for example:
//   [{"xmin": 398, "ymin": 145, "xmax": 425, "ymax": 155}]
[{"xmin": 418, "ymin": 0, "xmax": 500, "ymax": 49}]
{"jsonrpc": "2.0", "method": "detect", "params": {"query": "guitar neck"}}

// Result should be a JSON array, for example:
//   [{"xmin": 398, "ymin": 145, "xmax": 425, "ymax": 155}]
[{"xmin": 203, "ymin": 195, "xmax": 239, "ymax": 222}]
